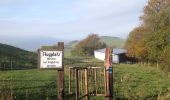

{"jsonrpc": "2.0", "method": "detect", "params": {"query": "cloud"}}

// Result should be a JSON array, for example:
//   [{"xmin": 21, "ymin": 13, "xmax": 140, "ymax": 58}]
[{"xmin": 0, "ymin": 0, "xmax": 148, "ymax": 40}]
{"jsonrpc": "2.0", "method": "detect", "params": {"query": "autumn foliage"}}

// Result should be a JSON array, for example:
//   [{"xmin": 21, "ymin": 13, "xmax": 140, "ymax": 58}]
[
  {"xmin": 71, "ymin": 34, "xmax": 106, "ymax": 56},
  {"xmin": 125, "ymin": 0, "xmax": 170, "ymax": 72}
]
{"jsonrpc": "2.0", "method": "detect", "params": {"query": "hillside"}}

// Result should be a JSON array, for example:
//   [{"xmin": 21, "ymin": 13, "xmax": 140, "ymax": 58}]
[
  {"xmin": 0, "ymin": 43, "xmax": 37, "ymax": 70},
  {"xmin": 65, "ymin": 40, "xmax": 79, "ymax": 50},
  {"xmin": 64, "ymin": 36, "xmax": 126, "ymax": 57},
  {"xmin": 0, "ymin": 36, "xmax": 62, "ymax": 51},
  {"xmin": 100, "ymin": 36, "xmax": 125, "ymax": 48},
  {"xmin": 65, "ymin": 36, "xmax": 125, "ymax": 50}
]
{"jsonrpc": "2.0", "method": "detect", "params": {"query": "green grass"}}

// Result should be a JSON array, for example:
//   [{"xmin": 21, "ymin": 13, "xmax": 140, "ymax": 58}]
[
  {"xmin": 100, "ymin": 36, "xmax": 126, "ymax": 48},
  {"xmin": 114, "ymin": 64, "xmax": 170, "ymax": 99},
  {"xmin": 0, "ymin": 43, "xmax": 37, "ymax": 69},
  {"xmin": 0, "ymin": 58, "xmax": 170, "ymax": 99},
  {"xmin": 0, "ymin": 69, "xmax": 57, "ymax": 100}
]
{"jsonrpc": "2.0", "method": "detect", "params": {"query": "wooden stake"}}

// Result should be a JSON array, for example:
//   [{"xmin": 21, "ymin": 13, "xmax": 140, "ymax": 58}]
[
  {"xmin": 105, "ymin": 48, "xmax": 113, "ymax": 100},
  {"xmin": 81, "ymin": 70, "xmax": 83, "ymax": 95},
  {"xmin": 104, "ymin": 68, "xmax": 107, "ymax": 95},
  {"xmin": 57, "ymin": 42, "xmax": 65, "ymax": 100},
  {"xmin": 37, "ymin": 49, "xmax": 40, "ymax": 69},
  {"xmin": 58, "ymin": 69, "xmax": 64, "ymax": 100},
  {"xmin": 95, "ymin": 68, "xmax": 97, "ymax": 94},
  {"xmin": 85, "ymin": 68, "xmax": 88, "ymax": 100},
  {"xmin": 69, "ymin": 68, "xmax": 71, "ymax": 94},
  {"xmin": 75, "ymin": 69, "xmax": 79, "ymax": 100}
]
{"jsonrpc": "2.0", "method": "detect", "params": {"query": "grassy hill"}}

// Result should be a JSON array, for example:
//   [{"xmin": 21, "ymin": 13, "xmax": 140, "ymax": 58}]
[
  {"xmin": 65, "ymin": 36, "xmax": 126, "ymax": 50},
  {"xmin": 0, "ymin": 43, "xmax": 37, "ymax": 70},
  {"xmin": 64, "ymin": 36, "xmax": 126, "ymax": 57},
  {"xmin": 65, "ymin": 40, "xmax": 79, "ymax": 50},
  {"xmin": 100, "ymin": 36, "xmax": 126, "ymax": 48}
]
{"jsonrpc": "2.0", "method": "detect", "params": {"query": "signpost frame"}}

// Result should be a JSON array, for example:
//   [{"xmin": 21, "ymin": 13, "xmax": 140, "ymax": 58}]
[{"xmin": 37, "ymin": 42, "xmax": 64, "ymax": 100}]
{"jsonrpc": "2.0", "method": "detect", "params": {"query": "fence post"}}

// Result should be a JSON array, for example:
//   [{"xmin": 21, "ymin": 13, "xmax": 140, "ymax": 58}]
[
  {"xmin": 75, "ymin": 69, "xmax": 79, "ymax": 100},
  {"xmin": 85, "ymin": 68, "xmax": 88, "ymax": 100},
  {"xmin": 94, "ymin": 68, "xmax": 97, "ymax": 94},
  {"xmin": 105, "ymin": 48, "xmax": 113, "ymax": 100},
  {"xmin": 25, "ymin": 90, "xmax": 28, "ymax": 100},
  {"xmin": 57, "ymin": 42, "xmax": 65, "ymax": 100},
  {"xmin": 10, "ymin": 58, "xmax": 13, "ymax": 70},
  {"xmin": 37, "ymin": 49, "xmax": 40, "ymax": 69},
  {"xmin": 69, "ymin": 67, "xmax": 72, "ymax": 94}
]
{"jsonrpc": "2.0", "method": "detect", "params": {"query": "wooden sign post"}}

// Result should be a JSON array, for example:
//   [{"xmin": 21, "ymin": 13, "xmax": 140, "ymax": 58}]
[
  {"xmin": 38, "ymin": 42, "xmax": 64, "ymax": 100},
  {"xmin": 57, "ymin": 42, "xmax": 64, "ymax": 100},
  {"xmin": 105, "ymin": 48, "xmax": 113, "ymax": 100}
]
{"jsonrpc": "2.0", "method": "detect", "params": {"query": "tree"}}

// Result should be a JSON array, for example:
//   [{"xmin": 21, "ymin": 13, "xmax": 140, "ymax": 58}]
[
  {"xmin": 71, "ymin": 34, "xmax": 106, "ymax": 56},
  {"xmin": 125, "ymin": 26, "xmax": 148, "ymax": 62},
  {"xmin": 159, "ymin": 44, "xmax": 170, "ymax": 73},
  {"xmin": 143, "ymin": 0, "xmax": 170, "ymax": 64},
  {"xmin": 125, "ymin": 0, "xmax": 170, "ymax": 71}
]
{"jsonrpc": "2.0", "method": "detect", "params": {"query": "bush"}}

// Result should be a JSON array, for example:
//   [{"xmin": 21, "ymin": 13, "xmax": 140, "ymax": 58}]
[
  {"xmin": 160, "ymin": 46, "xmax": 170, "ymax": 73},
  {"xmin": 71, "ymin": 34, "xmax": 106, "ymax": 57}
]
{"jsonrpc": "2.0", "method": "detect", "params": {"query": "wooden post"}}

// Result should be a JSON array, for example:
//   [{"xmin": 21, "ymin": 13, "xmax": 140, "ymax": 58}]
[
  {"xmin": 79, "ymin": 71, "xmax": 81, "ymax": 95},
  {"xmin": 104, "ymin": 68, "xmax": 107, "ymax": 95},
  {"xmin": 69, "ymin": 67, "xmax": 72, "ymax": 94},
  {"xmin": 58, "ymin": 69, "xmax": 64, "ymax": 100},
  {"xmin": 85, "ymin": 68, "xmax": 88, "ymax": 100},
  {"xmin": 10, "ymin": 58, "xmax": 12, "ymax": 70},
  {"xmin": 4, "ymin": 63, "xmax": 5, "ymax": 70},
  {"xmin": 75, "ymin": 69, "xmax": 79, "ymax": 100},
  {"xmin": 105, "ymin": 48, "xmax": 113, "ymax": 100},
  {"xmin": 25, "ymin": 90, "xmax": 28, "ymax": 100},
  {"xmin": 57, "ymin": 42, "xmax": 65, "ymax": 100},
  {"xmin": 95, "ymin": 68, "xmax": 97, "ymax": 94},
  {"xmin": 81, "ymin": 70, "xmax": 83, "ymax": 95},
  {"xmin": 37, "ymin": 49, "xmax": 40, "ymax": 68},
  {"xmin": 0, "ymin": 62, "xmax": 1, "ymax": 70}
]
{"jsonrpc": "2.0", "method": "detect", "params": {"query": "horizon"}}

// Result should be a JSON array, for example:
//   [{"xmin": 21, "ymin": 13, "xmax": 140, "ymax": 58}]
[
  {"xmin": 0, "ymin": 35, "xmax": 125, "ymax": 51},
  {"xmin": 0, "ymin": 0, "xmax": 148, "ymax": 50}
]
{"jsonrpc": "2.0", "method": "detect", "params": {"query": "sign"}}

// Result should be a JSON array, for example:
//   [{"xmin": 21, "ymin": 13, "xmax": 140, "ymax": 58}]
[{"xmin": 40, "ymin": 50, "xmax": 63, "ymax": 68}]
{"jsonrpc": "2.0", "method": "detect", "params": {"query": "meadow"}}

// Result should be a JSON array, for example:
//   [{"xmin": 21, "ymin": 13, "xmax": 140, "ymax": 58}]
[{"xmin": 0, "ymin": 57, "xmax": 170, "ymax": 100}]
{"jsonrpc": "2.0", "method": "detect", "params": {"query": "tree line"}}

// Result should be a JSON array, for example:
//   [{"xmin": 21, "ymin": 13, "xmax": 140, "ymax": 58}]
[
  {"xmin": 71, "ymin": 34, "xmax": 106, "ymax": 57},
  {"xmin": 125, "ymin": 0, "xmax": 170, "ymax": 72}
]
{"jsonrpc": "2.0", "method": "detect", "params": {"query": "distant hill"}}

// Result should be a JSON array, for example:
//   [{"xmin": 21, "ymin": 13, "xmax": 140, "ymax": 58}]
[
  {"xmin": 0, "ymin": 36, "xmax": 63, "ymax": 51},
  {"xmin": 65, "ymin": 36, "xmax": 126, "ymax": 50},
  {"xmin": 65, "ymin": 40, "xmax": 79, "ymax": 50},
  {"xmin": 0, "ymin": 43, "xmax": 37, "ymax": 70},
  {"xmin": 64, "ymin": 36, "xmax": 126, "ymax": 57},
  {"xmin": 100, "ymin": 36, "xmax": 126, "ymax": 48}
]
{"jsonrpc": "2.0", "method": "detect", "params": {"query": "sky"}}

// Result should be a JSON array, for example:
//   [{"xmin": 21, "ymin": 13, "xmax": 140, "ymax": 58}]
[
  {"xmin": 0, "ymin": 0, "xmax": 148, "ymax": 50},
  {"xmin": 0, "ymin": 0, "xmax": 148, "ymax": 39}
]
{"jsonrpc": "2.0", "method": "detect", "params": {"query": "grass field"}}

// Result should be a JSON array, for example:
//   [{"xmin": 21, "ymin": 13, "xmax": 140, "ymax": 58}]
[
  {"xmin": 0, "ymin": 58, "xmax": 170, "ymax": 99},
  {"xmin": 100, "ymin": 36, "xmax": 125, "ymax": 48},
  {"xmin": 114, "ymin": 64, "xmax": 170, "ymax": 99}
]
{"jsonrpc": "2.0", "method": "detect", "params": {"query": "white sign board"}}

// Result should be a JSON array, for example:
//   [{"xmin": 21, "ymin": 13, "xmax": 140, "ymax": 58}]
[{"xmin": 40, "ymin": 50, "xmax": 63, "ymax": 68}]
